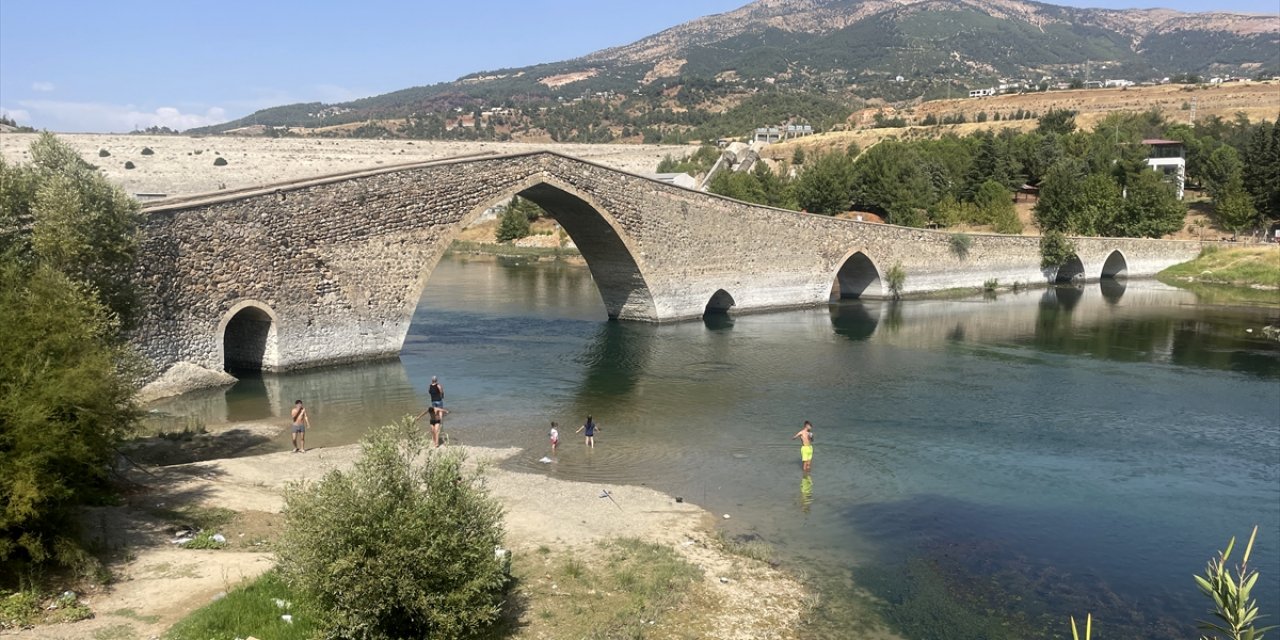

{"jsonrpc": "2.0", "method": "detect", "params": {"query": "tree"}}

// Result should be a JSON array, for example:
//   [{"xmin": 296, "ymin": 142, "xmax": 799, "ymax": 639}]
[
  {"xmin": 1201, "ymin": 145, "xmax": 1244, "ymax": 200},
  {"xmin": 794, "ymin": 150, "xmax": 855, "ymax": 214},
  {"xmin": 1113, "ymin": 169, "xmax": 1186, "ymax": 238},
  {"xmin": 850, "ymin": 142, "xmax": 935, "ymax": 221},
  {"xmin": 1034, "ymin": 158, "xmax": 1087, "ymax": 232},
  {"xmin": 0, "ymin": 133, "xmax": 143, "ymax": 327},
  {"xmin": 1214, "ymin": 185, "xmax": 1258, "ymax": 237},
  {"xmin": 1037, "ymin": 109, "xmax": 1078, "ymax": 136},
  {"xmin": 277, "ymin": 421, "xmax": 508, "ymax": 640},
  {"xmin": 974, "ymin": 180, "xmax": 1023, "ymax": 234},
  {"xmin": 0, "ymin": 262, "xmax": 139, "ymax": 581},
  {"xmin": 495, "ymin": 197, "xmax": 532, "ymax": 243},
  {"xmin": 1241, "ymin": 119, "xmax": 1280, "ymax": 221},
  {"xmin": 1040, "ymin": 230, "xmax": 1077, "ymax": 269},
  {"xmin": 707, "ymin": 170, "xmax": 766, "ymax": 204}
]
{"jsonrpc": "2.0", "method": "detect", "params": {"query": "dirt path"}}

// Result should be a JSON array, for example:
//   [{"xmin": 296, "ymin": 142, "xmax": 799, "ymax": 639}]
[{"xmin": 6, "ymin": 431, "xmax": 808, "ymax": 640}]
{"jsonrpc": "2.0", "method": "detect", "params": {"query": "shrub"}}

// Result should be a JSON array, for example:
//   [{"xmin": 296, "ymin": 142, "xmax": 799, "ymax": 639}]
[
  {"xmin": 495, "ymin": 197, "xmax": 531, "ymax": 243},
  {"xmin": 886, "ymin": 263, "xmax": 906, "ymax": 299},
  {"xmin": 983, "ymin": 278, "xmax": 999, "ymax": 291},
  {"xmin": 949, "ymin": 233, "xmax": 972, "ymax": 259},
  {"xmin": 277, "ymin": 420, "xmax": 508, "ymax": 640},
  {"xmin": 140, "ymin": 147, "xmax": 154, "ymax": 156},
  {"xmin": 212, "ymin": 157, "xmax": 228, "ymax": 166},
  {"xmin": 97, "ymin": 149, "xmax": 110, "ymax": 158},
  {"xmin": 1040, "ymin": 230, "xmax": 1077, "ymax": 269},
  {"xmin": 124, "ymin": 161, "xmax": 135, "ymax": 169},
  {"xmin": 1195, "ymin": 526, "xmax": 1272, "ymax": 640}
]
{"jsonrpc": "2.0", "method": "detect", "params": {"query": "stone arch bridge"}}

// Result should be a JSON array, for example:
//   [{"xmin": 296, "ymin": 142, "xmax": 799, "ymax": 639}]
[{"xmin": 133, "ymin": 151, "xmax": 1200, "ymax": 381}]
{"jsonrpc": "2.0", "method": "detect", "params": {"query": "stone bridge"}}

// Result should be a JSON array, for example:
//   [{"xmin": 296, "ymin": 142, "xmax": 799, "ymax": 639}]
[{"xmin": 132, "ymin": 151, "xmax": 1201, "ymax": 384}]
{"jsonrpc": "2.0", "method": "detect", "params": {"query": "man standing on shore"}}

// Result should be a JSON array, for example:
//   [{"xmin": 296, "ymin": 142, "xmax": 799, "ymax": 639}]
[
  {"xmin": 792, "ymin": 421, "xmax": 814, "ymax": 472},
  {"xmin": 429, "ymin": 376, "xmax": 445, "ymax": 409},
  {"xmin": 291, "ymin": 400, "xmax": 311, "ymax": 453}
]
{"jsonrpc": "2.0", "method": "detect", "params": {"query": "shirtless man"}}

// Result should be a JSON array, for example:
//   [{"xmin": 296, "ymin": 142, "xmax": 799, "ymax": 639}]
[
  {"xmin": 290, "ymin": 400, "xmax": 311, "ymax": 453},
  {"xmin": 792, "ymin": 421, "xmax": 814, "ymax": 472}
]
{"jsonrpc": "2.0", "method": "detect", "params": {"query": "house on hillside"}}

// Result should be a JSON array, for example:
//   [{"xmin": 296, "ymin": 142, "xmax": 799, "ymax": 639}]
[
  {"xmin": 754, "ymin": 127, "xmax": 782, "ymax": 143},
  {"xmin": 968, "ymin": 88, "xmax": 996, "ymax": 98},
  {"xmin": 1143, "ymin": 139, "xmax": 1186, "ymax": 200}
]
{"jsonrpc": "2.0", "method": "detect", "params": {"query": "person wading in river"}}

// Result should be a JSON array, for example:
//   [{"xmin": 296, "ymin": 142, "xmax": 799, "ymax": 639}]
[
  {"xmin": 415, "ymin": 405, "xmax": 450, "ymax": 448},
  {"xmin": 290, "ymin": 400, "xmax": 311, "ymax": 453},
  {"xmin": 792, "ymin": 421, "xmax": 814, "ymax": 472},
  {"xmin": 429, "ymin": 376, "xmax": 445, "ymax": 408}
]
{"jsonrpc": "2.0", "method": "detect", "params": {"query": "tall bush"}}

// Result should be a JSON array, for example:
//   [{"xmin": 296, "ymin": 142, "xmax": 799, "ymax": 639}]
[
  {"xmin": 1040, "ymin": 230, "xmax": 1077, "ymax": 269},
  {"xmin": 277, "ymin": 420, "xmax": 508, "ymax": 640},
  {"xmin": 495, "ymin": 197, "xmax": 532, "ymax": 243}
]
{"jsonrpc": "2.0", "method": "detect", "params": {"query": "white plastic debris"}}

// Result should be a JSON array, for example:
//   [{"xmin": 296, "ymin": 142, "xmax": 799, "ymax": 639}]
[
  {"xmin": 211, "ymin": 533, "xmax": 227, "ymax": 544},
  {"xmin": 539, "ymin": 456, "xmax": 553, "ymax": 463},
  {"xmin": 281, "ymin": 614, "xmax": 293, "ymax": 624},
  {"xmin": 723, "ymin": 513, "xmax": 731, "ymax": 519}
]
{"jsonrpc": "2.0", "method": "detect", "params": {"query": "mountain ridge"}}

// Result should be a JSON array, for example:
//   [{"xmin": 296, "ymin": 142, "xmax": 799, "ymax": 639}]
[{"xmin": 192, "ymin": 0, "xmax": 1279, "ymax": 139}]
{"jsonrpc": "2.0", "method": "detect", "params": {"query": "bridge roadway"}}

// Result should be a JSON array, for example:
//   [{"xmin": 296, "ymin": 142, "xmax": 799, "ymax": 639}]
[{"xmin": 131, "ymin": 150, "xmax": 1201, "ymax": 383}]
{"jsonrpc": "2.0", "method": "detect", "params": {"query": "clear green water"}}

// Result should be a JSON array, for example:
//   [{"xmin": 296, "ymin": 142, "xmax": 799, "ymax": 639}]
[{"xmin": 148, "ymin": 254, "xmax": 1280, "ymax": 639}]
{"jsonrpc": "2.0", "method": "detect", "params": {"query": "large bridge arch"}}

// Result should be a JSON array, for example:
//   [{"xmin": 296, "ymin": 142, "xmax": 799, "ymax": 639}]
[
  {"xmin": 217, "ymin": 300, "xmax": 280, "ymax": 374},
  {"xmin": 831, "ymin": 250, "xmax": 886, "ymax": 299}
]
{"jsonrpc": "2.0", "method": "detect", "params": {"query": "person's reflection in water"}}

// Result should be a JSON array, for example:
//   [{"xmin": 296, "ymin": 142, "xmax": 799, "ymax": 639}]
[{"xmin": 800, "ymin": 473, "xmax": 814, "ymax": 515}]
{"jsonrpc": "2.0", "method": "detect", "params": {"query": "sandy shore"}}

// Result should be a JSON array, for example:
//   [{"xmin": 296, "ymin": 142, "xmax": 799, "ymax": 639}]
[
  {"xmin": 7, "ymin": 425, "xmax": 806, "ymax": 640},
  {"xmin": 0, "ymin": 133, "xmax": 692, "ymax": 200}
]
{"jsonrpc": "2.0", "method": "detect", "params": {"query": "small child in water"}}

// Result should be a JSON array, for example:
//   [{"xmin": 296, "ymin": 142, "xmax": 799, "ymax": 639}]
[{"xmin": 549, "ymin": 421, "xmax": 559, "ymax": 453}]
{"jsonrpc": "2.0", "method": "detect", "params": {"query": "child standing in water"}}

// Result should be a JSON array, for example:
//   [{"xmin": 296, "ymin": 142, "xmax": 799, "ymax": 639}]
[
  {"xmin": 549, "ymin": 421, "xmax": 560, "ymax": 453},
  {"xmin": 575, "ymin": 415, "xmax": 600, "ymax": 448}
]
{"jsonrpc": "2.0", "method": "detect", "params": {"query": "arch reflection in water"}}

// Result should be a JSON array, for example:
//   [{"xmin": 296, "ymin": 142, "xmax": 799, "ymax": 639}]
[
  {"xmin": 829, "ymin": 299, "xmax": 881, "ymax": 341},
  {"xmin": 1100, "ymin": 277, "xmax": 1128, "ymax": 305}
]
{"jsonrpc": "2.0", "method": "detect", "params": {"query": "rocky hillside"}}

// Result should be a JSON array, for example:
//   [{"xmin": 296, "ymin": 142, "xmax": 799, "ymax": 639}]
[{"xmin": 192, "ymin": 0, "xmax": 1279, "ymax": 140}]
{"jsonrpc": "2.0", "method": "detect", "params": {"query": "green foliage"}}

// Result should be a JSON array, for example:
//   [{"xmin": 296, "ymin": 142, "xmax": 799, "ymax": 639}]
[
  {"xmin": 791, "ymin": 146, "xmax": 807, "ymax": 166},
  {"xmin": 1114, "ymin": 169, "xmax": 1186, "ymax": 237},
  {"xmin": 1215, "ymin": 186, "xmax": 1258, "ymax": 236},
  {"xmin": 886, "ymin": 263, "xmax": 906, "ymax": 299},
  {"xmin": 1202, "ymin": 145, "xmax": 1244, "ymax": 200},
  {"xmin": 276, "ymin": 419, "xmax": 508, "ymax": 640},
  {"xmin": 949, "ymin": 232, "xmax": 973, "ymax": 259},
  {"xmin": 851, "ymin": 142, "xmax": 936, "ymax": 220},
  {"xmin": 1241, "ymin": 119, "xmax": 1280, "ymax": 220},
  {"xmin": 180, "ymin": 530, "xmax": 227, "ymax": 550},
  {"xmin": 97, "ymin": 149, "xmax": 110, "ymax": 158},
  {"xmin": 1040, "ymin": 230, "xmax": 1077, "ymax": 269},
  {"xmin": 166, "ymin": 571, "xmax": 321, "ymax": 640},
  {"xmin": 1070, "ymin": 613, "xmax": 1093, "ymax": 640},
  {"xmin": 795, "ymin": 150, "xmax": 856, "ymax": 214},
  {"xmin": 708, "ymin": 170, "xmax": 766, "ymax": 204},
  {"xmin": 983, "ymin": 278, "xmax": 999, "ymax": 291},
  {"xmin": 1037, "ymin": 109, "xmax": 1078, "ymax": 136},
  {"xmin": 495, "ymin": 196, "xmax": 532, "ymax": 243},
  {"xmin": 656, "ymin": 145, "xmax": 719, "ymax": 174},
  {"xmin": 1194, "ymin": 526, "xmax": 1275, "ymax": 640},
  {"xmin": 974, "ymin": 180, "xmax": 1021, "ymax": 233},
  {"xmin": 1159, "ymin": 247, "xmax": 1280, "ymax": 288},
  {"xmin": 1, "ymin": 134, "xmax": 143, "ymax": 326},
  {"xmin": 123, "ymin": 161, "xmax": 135, "ymax": 170},
  {"xmin": 0, "ymin": 262, "xmax": 139, "ymax": 582}
]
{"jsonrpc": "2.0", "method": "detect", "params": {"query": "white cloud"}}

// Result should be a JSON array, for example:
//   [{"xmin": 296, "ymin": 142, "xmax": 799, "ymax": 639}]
[
  {"xmin": 31, "ymin": 81, "xmax": 55, "ymax": 92},
  {"xmin": 15, "ymin": 100, "xmax": 229, "ymax": 132}
]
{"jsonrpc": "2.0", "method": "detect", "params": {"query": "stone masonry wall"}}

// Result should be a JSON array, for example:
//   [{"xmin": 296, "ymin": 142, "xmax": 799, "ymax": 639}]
[{"xmin": 131, "ymin": 151, "xmax": 1204, "ymax": 378}]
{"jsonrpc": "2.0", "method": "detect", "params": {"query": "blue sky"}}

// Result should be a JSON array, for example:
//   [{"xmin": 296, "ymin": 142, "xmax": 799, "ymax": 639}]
[{"xmin": 2, "ymin": 0, "xmax": 1275, "ymax": 132}]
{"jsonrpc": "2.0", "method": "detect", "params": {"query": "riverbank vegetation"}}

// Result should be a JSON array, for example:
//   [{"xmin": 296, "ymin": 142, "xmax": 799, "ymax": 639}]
[
  {"xmin": 1159, "ymin": 245, "xmax": 1280, "ymax": 289},
  {"xmin": 686, "ymin": 110, "xmax": 1278, "ymax": 239},
  {"xmin": 0, "ymin": 133, "xmax": 142, "ymax": 589}
]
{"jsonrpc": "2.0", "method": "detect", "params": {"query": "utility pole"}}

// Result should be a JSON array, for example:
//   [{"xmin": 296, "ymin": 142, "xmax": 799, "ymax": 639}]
[{"xmin": 1190, "ymin": 97, "xmax": 1198, "ymax": 127}]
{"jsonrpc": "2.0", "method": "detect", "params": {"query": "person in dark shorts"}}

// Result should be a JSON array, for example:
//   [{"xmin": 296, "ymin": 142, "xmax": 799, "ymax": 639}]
[
  {"xmin": 415, "ymin": 405, "xmax": 450, "ymax": 448},
  {"xmin": 575, "ymin": 415, "xmax": 600, "ymax": 448},
  {"xmin": 290, "ymin": 400, "xmax": 311, "ymax": 453},
  {"xmin": 429, "ymin": 376, "xmax": 445, "ymax": 408}
]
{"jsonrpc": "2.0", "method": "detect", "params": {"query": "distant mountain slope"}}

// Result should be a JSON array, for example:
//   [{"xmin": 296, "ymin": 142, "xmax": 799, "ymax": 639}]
[{"xmin": 192, "ymin": 0, "xmax": 1279, "ymax": 139}]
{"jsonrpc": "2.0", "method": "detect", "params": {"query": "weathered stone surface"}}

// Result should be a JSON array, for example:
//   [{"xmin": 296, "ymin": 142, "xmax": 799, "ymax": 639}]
[
  {"xmin": 129, "ymin": 151, "xmax": 1203, "ymax": 379},
  {"xmin": 137, "ymin": 362, "xmax": 237, "ymax": 403}
]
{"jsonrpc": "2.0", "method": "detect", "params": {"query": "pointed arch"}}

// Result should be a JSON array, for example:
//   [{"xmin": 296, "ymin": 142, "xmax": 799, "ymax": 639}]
[
  {"xmin": 704, "ymin": 289, "xmax": 736, "ymax": 316},
  {"xmin": 1054, "ymin": 254, "xmax": 1086, "ymax": 284},
  {"xmin": 832, "ymin": 251, "xmax": 885, "ymax": 299},
  {"xmin": 1101, "ymin": 250, "xmax": 1128, "ymax": 279},
  {"xmin": 218, "ymin": 300, "xmax": 279, "ymax": 374}
]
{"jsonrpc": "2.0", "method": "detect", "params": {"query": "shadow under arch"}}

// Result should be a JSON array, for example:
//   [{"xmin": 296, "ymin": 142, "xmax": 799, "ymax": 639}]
[
  {"xmin": 518, "ymin": 180, "xmax": 656, "ymax": 320},
  {"xmin": 831, "ymin": 251, "xmax": 885, "ymax": 299},
  {"xmin": 704, "ymin": 289, "xmax": 736, "ymax": 316},
  {"xmin": 1100, "ymin": 277, "xmax": 1127, "ymax": 305},
  {"xmin": 830, "ymin": 300, "xmax": 880, "ymax": 341},
  {"xmin": 1101, "ymin": 250, "xmax": 1128, "ymax": 280},
  {"xmin": 1054, "ymin": 254, "xmax": 1086, "ymax": 284},
  {"xmin": 218, "ymin": 300, "xmax": 280, "ymax": 374}
]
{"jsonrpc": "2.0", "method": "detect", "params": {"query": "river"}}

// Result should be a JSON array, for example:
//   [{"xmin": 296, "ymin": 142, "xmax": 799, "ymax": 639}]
[{"xmin": 148, "ymin": 252, "xmax": 1280, "ymax": 639}]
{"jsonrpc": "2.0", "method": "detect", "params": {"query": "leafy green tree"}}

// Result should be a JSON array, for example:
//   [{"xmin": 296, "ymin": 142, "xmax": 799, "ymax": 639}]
[
  {"xmin": 1040, "ymin": 230, "xmax": 1077, "ymax": 269},
  {"xmin": 794, "ymin": 150, "xmax": 855, "ymax": 215},
  {"xmin": 0, "ymin": 262, "xmax": 139, "ymax": 581},
  {"xmin": 1201, "ymin": 145, "xmax": 1243, "ymax": 200},
  {"xmin": 708, "ymin": 170, "xmax": 766, "ymax": 204},
  {"xmin": 495, "ymin": 197, "xmax": 532, "ymax": 243},
  {"xmin": 974, "ymin": 180, "xmax": 1023, "ymax": 234},
  {"xmin": 1034, "ymin": 158, "xmax": 1087, "ymax": 232},
  {"xmin": 1113, "ymin": 169, "xmax": 1186, "ymax": 238},
  {"xmin": 752, "ymin": 161, "xmax": 794, "ymax": 209},
  {"xmin": 278, "ymin": 421, "xmax": 508, "ymax": 640},
  {"xmin": 0, "ymin": 133, "xmax": 143, "ymax": 327},
  {"xmin": 1037, "ymin": 109, "xmax": 1078, "ymax": 136},
  {"xmin": 1070, "ymin": 174, "xmax": 1124, "ymax": 236},
  {"xmin": 1214, "ymin": 185, "xmax": 1258, "ymax": 237},
  {"xmin": 851, "ymin": 142, "xmax": 935, "ymax": 222},
  {"xmin": 1241, "ymin": 119, "xmax": 1280, "ymax": 220}
]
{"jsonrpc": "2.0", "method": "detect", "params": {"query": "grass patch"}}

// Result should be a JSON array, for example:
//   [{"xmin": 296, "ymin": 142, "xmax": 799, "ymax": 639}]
[
  {"xmin": 716, "ymin": 533, "xmax": 776, "ymax": 564},
  {"xmin": 180, "ymin": 530, "xmax": 227, "ymax": 550},
  {"xmin": 111, "ymin": 608, "xmax": 161, "ymax": 624},
  {"xmin": 165, "ymin": 570, "xmax": 320, "ymax": 640},
  {"xmin": 1159, "ymin": 246, "xmax": 1280, "ymax": 288},
  {"xmin": 148, "ymin": 505, "xmax": 234, "ymax": 531},
  {"xmin": 0, "ymin": 590, "xmax": 93, "ymax": 629},
  {"xmin": 509, "ymin": 537, "xmax": 702, "ymax": 639},
  {"xmin": 447, "ymin": 240, "xmax": 580, "ymax": 258},
  {"xmin": 94, "ymin": 624, "xmax": 139, "ymax": 640}
]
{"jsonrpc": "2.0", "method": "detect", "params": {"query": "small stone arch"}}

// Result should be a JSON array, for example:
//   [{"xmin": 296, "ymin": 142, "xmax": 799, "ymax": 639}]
[
  {"xmin": 218, "ymin": 300, "xmax": 280, "ymax": 374},
  {"xmin": 1054, "ymin": 254, "xmax": 1086, "ymax": 284},
  {"xmin": 832, "ymin": 251, "xmax": 885, "ymax": 299},
  {"xmin": 1101, "ymin": 250, "xmax": 1128, "ymax": 279},
  {"xmin": 704, "ymin": 289, "xmax": 736, "ymax": 316}
]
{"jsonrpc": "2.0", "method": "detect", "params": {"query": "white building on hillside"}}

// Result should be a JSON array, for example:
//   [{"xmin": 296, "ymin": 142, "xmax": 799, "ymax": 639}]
[{"xmin": 1143, "ymin": 139, "xmax": 1186, "ymax": 200}]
